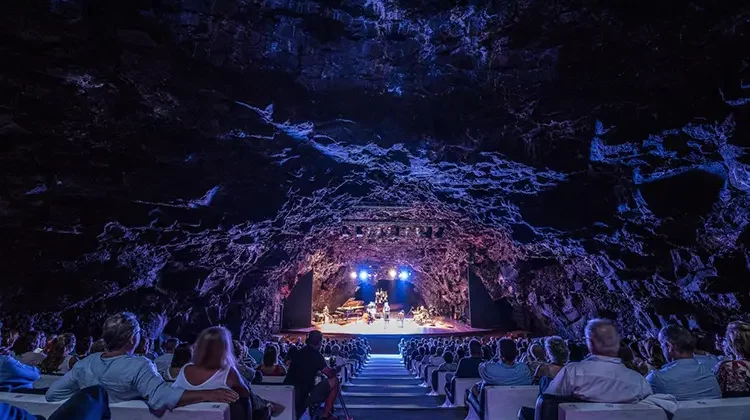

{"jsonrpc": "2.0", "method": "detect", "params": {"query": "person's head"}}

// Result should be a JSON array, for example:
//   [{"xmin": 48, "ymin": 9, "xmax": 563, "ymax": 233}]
[
  {"xmin": 135, "ymin": 336, "xmax": 152, "ymax": 354},
  {"xmin": 725, "ymin": 321, "xmax": 750, "ymax": 360},
  {"xmin": 645, "ymin": 338, "xmax": 665, "ymax": 368},
  {"xmin": 306, "ymin": 330, "xmax": 323, "ymax": 350},
  {"xmin": 3, "ymin": 329, "xmax": 19, "ymax": 348},
  {"xmin": 457, "ymin": 347, "xmax": 466, "ymax": 359},
  {"xmin": 419, "ymin": 346, "xmax": 427, "ymax": 355},
  {"xmin": 482, "ymin": 345, "xmax": 492, "ymax": 360},
  {"xmin": 544, "ymin": 336, "xmax": 569, "ymax": 365},
  {"xmin": 469, "ymin": 339, "xmax": 482, "ymax": 357},
  {"xmin": 332, "ymin": 344, "xmax": 340, "ymax": 356},
  {"xmin": 193, "ymin": 326, "xmax": 235, "ymax": 370},
  {"xmin": 90, "ymin": 339, "xmax": 107, "ymax": 353},
  {"xmin": 12, "ymin": 331, "xmax": 41, "ymax": 354},
  {"xmin": 164, "ymin": 338, "xmax": 179, "ymax": 353},
  {"xmin": 498, "ymin": 338, "xmax": 518, "ymax": 363},
  {"xmin": 628, "ymin": 341, "xmax": 642, "ymax": 359},
  {"xmin": 658, "ymin": 324, "xmax": 696, "ymax": 361},
  {"xmin": 695, "ymin": 334, "xmax": 716, "ymax": 355},
  {"xmin": 39, "ymin": 333, "xmax": 76, "ymax": 374},
  {"xmin": 285, "ymin": 345, "xmax": 298, "ymax": 362},
  {"xmin": 263, "ymin": 343, "xmax": 280, "ymax": 367},
  {"xmin": 171, "ymin": 343, "xmax": 192, "ymax": 369},
  {"xmin": 529, "ymin": 343, "xmax": 545, "ymax": 361},
  {"xmin": 75, "ymin": 336, "xmax": 93, "ymax": 356},
  {"xmin": 102, "ymin": 312, "xmax": 141, "ymax": 353},
  {"xmin": 584, "ymin": 319, "xmax": 620, "ymax": 357},
  {"xmin": 251, "ymin": 338, "xmax": 261, "ymax": 349},
  {"xmin": 443, "ymin": 351, "xmax": 454, "ymax": 363},
  {"xmin": 233, "ymin": 340, "xmax": 246, "ymax": 360},
  {"xmin": 429, "ymin": 346, "xmax": 437, "ymax": 356}
]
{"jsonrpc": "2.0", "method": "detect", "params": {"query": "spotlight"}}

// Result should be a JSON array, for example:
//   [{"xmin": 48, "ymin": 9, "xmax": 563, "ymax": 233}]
[
  {"xmin": 398, "ymin": 270, "xmax": 410, "ymax": 281},
  {"xmin": 388, "ymin": 268, "xmax": 397, "ymax": 279},
  {"xmin": 359, "ymin": 270, "xmax": 369, "ymax": 281},
  {"xmin": 350, "ymin": 271, "xmax": 357, "ymax": 279}
]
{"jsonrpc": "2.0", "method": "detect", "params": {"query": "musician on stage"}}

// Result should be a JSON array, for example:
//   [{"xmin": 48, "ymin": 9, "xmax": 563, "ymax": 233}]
[
  {"xmin": 366, "ymin": 301, "xmax": 376, "ymax": 324},
  {"xmin": 383, "ymin": 302, "xmax": 391, "ymax": 327},
  {"xmin": 397, "ymin": 310, "xmax": 405, "ymax": 328}
]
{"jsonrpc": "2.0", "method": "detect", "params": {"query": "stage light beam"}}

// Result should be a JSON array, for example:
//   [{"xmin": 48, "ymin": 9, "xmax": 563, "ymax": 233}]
[
  {"xmin": 359, "ymin": 270, "xmax": 369, "ymax": 281},
  {"xmin": 388, "ymin": 268, "xmax": 397, "ymax": 279},
  {"xmin": 398, "ymin": 270, "xmax": 410, "ymax": 280},
  {"xmin": 350, "ymin": 271, "xmax": 357, "ymax": 279}
]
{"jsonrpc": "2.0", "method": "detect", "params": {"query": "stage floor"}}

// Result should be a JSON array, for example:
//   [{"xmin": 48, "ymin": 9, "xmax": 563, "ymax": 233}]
[{"xmin": 288, "ymin": 318, "xmax": 490, "ymax": 336}]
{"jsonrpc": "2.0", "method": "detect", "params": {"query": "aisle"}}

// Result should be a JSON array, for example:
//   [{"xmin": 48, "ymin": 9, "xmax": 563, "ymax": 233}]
[{"xmin": 336, "ymin": 354, "xmax": 464, "ymax": 420}]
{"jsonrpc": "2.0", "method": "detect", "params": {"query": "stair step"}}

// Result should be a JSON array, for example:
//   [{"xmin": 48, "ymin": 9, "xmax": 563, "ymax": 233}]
[{"xmin": 343, "ymin": 392, "xmax": 431, "ymax": 397}]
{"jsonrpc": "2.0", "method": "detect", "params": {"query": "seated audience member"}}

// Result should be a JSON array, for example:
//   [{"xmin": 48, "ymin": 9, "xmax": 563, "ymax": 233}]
[
  {"xmin": 479, "ymin": 338, "xmax": 532, "ymax": 386},
  {"xmin": 329, "ymin": 345, "xmax": 347, "ymax": 371},
  {"xmin": 75, "ymin": 336, "xmax": 93, "ymax": 359},
  {"xmin": 445, "ymin": 340, "xmax": 484, "ymax": 396},
  {"xmin": 247, "ymin": 339, "xmax": 263, "ymax": 365},
  {"xmin": 643, "ymin": 338, "xmax": 666, "ymax": 371},
  {"xmin": 14, "ymin": 332, "xmax": 46, "ymax": 367},
  {"xmin": 2, "ymin": 329, "xmax": 19, "ymax": 350},
  {"xmin": 258, "ymin": 343, "xmax": 287, "ymax": 376},
  {"xmin": 164, "ymin": 343, "xmax": 192, "ymax": 382},
  {"xmin": 0, "ymin": 350, "xmax": 40, "ymax": 392},
  {"xmin": 694, "ymin": 335, "xmax": 721, "ymax": 369},
  {"xmin": 134, "ymin": 336, "xmax": 157, "ymax": 360},
  {"xmin": 645, "ymin": 324, "xmax": 720, "ymax": 400},
  {"xmin": 526, "ymin": 343, "xmax": 547, "ymax": 372},
  {"xmin": 284, "ymin": 345, "xmax": 298, "ymax": 369},
  {"xmin": 429, "ymin": 346, "xmax": 445, "ymax": 366},
  {"xmin": 233, "ymin": 340, "xmax": 261, "ymax": 384},
  {"xmin": 432, "ymin": 352, "xmax": 458, "ymax": 391},
  {"xmin": 154, "ymin": 338, "xmax": 179, "ymax": 375},
  {"xmin": 566, "ymin": 341, "xmax": 586, "ymax": 362},
  {"xmin": 40, "ymin": 333, "xmax": 78, "ymax": 374},
  {"xmin": 619, "ymin": 345, "xmax": 647, "ymax": 375},
  {"xmin": 90, "ymin": 339, "xmax": 107, "ymax": 354},
  {"xmin": 46, "ymin": 312, "xmax": 239, "ymax": 412},
  {"xmin": 715, "ymin": 321, "xmax": 750, "ymax": 398},
  {"xmin": 534, "ymin": 336, "xmax": 569, "ymax": 382},
  {"xmin": 284, "ymin": 330, "xmax": 340, "ymax": 420},
  {"xmin": 545, "ymin": 319, "xmax": 652, "ymax": 403}
]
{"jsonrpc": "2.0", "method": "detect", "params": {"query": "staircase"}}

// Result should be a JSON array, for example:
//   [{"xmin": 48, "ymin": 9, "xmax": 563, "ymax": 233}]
[{"xmin": 337, "ymin": 354, "xmax": 464, "ymax": 420}]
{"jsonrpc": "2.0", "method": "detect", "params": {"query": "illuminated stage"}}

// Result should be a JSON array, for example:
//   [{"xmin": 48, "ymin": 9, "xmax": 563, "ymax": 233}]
[{"xmin": 289, "ymin": 317, "xmax": 490, "ymax": 336}]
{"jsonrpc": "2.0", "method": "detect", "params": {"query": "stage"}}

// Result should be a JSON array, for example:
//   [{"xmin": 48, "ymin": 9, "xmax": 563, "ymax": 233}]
[{"xmin": 287, "ymin": 317, "xmax": 490, "ymax": 336}]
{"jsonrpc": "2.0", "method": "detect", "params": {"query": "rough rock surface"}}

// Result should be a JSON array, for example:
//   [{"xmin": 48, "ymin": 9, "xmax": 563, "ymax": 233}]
[{"xmin": 1, "ymin": 0, "xmax": 749, "ymax": 339}]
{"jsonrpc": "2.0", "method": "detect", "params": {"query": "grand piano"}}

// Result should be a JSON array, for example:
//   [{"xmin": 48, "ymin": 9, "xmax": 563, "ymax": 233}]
[{"xmin": 335, "ymin": 298, "xmax": 365, "ymax": 322}]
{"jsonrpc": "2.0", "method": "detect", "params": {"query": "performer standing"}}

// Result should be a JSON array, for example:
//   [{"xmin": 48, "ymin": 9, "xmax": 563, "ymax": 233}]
[
  {"xmin": 383, "ymin": 302, "xmax": 391, "ymax": 328},
  {"xmin": 397, "ymin": 310, "xmax": 405, "ymax": 328}
]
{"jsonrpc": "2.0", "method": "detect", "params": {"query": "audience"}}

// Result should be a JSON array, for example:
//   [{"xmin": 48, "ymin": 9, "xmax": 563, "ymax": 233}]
[
  {"xmin": 479, "ymin": 338, "xmax": 532, "ymax": 386},
  {"xmin": 247, "ymin": 339, "xmax": 263, "ymax": 365},
  {"xmin": 257, "ymin": 343, "xmax": 287, "ymax": 376},
  {"xmin": 39, "ymin": 333, "xmax": 78, "ymax": 374},
  {"xmin": 75, "ymin": 335, "xmax": 93, "ymax": 359},
  {"xmin": 534, "ymin": 336, "xmax": 569, "ymax": 382},
  {"xmin": 0, "ymin": 347, "xmax": 40, "ymax": 392},
  {"xmin": 164, "ymin": 343, "xmax": 192, "ymax": 381},
  {"xmin": 134, "ymin": 336, "xmax": 157, "ymax": 361},
  {"xmin": 154, "ymin": 337, "xmax": 179, "ymax": 376},
  {"xmin": 284, "ymin": 330, "xmax": 340, "ymax": 420},
  {"xmin": 13, "ymin": 332, "xmax": 45, "ymax": 367},
  {"xmin": 645, "ymin": 324, "xmax": 720, "ymax": 400},
  {"xmin": 544, "ymin": 319, "xmax": 652, "ymax": 403},
  {"xmin": 46, "ymin": 312, "xmax": 239, "ymax": 412},
  {"xmin": 715, "ymin": 321, "xmax": 750, "ymax": 398}
]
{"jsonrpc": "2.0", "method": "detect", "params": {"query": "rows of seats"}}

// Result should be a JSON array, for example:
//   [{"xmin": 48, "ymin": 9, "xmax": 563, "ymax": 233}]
[
  {"xmin": 559, "ymin": 397, "xmax": 750, "ymax": 420},
  {"xmin": 466, "ymin": 385, "xmax": 538, "ymax": 420},
  {"xmin": 0, "ymin": 392, "xmax": 230, "ymax": 420}
]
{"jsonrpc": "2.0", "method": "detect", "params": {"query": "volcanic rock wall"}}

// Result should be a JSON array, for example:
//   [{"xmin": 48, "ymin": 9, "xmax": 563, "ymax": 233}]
[{"xmin": 1, "ymin": 0, "xmax": 749, "ymax": 339}]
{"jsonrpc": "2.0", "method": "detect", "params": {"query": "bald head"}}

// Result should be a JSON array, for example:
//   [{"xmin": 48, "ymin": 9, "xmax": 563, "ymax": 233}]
[{"xmin": 585, "ymin": 319, "xmax": 620, "ymax": 357}]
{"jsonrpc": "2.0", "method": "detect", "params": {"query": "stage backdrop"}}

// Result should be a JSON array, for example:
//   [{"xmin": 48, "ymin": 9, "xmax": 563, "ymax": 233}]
[
  {"xmin": 468, "ymin": 267, "xmax": 515, "ymax": 329},
  {"xmin": 283, "ymin": 270, "xmax": 313, "ymax": 329}
]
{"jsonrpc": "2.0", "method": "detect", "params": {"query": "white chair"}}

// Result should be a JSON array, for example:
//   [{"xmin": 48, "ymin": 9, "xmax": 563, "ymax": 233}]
[
  {"xmin": 559, "ymin": 398, "xmax": 750, "ymax": 420},
  {"xmin": 252, "ymin": 385, "xmax": 295, "ymax": 420},
  {"xmin": 465, "ymin": 385, "xmax": 538, "ymax": 420},
  {"xmin": 442, "ymin": 377, "xmax": 478, "ymax": 408},
  {"xmin": 0, "ymin": 393, "xmax": 229, "ymax": 420},
  {"xmin": 262, "ymin": 376, "xmax": 286, "ymax": 384}
]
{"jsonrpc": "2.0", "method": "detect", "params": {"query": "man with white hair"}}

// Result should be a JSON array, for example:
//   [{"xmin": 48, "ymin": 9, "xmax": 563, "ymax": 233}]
[{"xmin": 544, "ymin": 319, "xmax": 652, "ymax": 403}]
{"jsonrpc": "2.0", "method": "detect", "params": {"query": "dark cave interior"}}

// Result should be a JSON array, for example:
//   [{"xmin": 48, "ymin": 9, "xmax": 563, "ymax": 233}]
[{"xmin": 0, "ymin": 0, "xmax": 749, "ymax": 340}]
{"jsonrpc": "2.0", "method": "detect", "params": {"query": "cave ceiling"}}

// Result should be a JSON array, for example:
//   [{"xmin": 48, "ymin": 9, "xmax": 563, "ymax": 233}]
[{"xmin": 1, "ymin": 0, "xmax": 749, "ymax": 338}]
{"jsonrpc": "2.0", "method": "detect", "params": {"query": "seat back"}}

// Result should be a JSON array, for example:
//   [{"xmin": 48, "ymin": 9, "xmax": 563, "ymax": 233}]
[
  {"xmin": 435, "ymin": 371, "xmax": 449, "ymax": 395},
  {"xmin": 252, "ymin": 384, "xmax": 295, "ymax": 420},
  {"xmin": 34, "ymin": 374, "xmax": 64, "ymax": 389},
  {"xmin": 262, "ymin": 375, "xmax": 286, "ymax": 384},
  {"xmin": 483, "ymin": 385, "xmax": 538, "ymax": 420},
  {"xmin": 673, "ymin": 397, "xmax": 750, "ymax": 420},
  {"xmin": 560, "ymin": 398, "xmax": 750, "ymax": 420},
  {"xmin": 0, "ymin": 392, "xmax": 229, "ymax": 420},
  {"xmin": 426, "ymin": 366, "xmax": 438, "ymax": 383},
  {"xmin": 451, "ymin": 377, "xmax": 478, "ymax": 407}
]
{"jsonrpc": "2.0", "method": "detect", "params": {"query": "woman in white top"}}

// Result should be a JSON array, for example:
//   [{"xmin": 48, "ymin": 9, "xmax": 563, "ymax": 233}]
[
  {"xmin": 40, "ymin": 333, "xmax": 78, "ymax": 374},
  {"xmin": 164, "ymin": 343, "xmax": 192, "ymax": 382},
  {"xmin": 173, "ymin": 326, "xmax": 285, "ymax": 418},
  {"xmin": 172, "ymin": 326, "xmax": 249, "ymax": 394}
]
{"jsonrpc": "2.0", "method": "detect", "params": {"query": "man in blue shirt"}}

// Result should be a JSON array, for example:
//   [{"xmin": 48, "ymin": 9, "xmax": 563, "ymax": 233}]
[
  {"xmin": 479, "ymin": 338, "xmax": 532, "ymax": 386},
  {"xmin": 646, "ymin": 324, "xmax": 721, "ymax": 401},
  {"xmin": 0, "ymin": 353, "xmax": 39, "ymax": 392}
]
